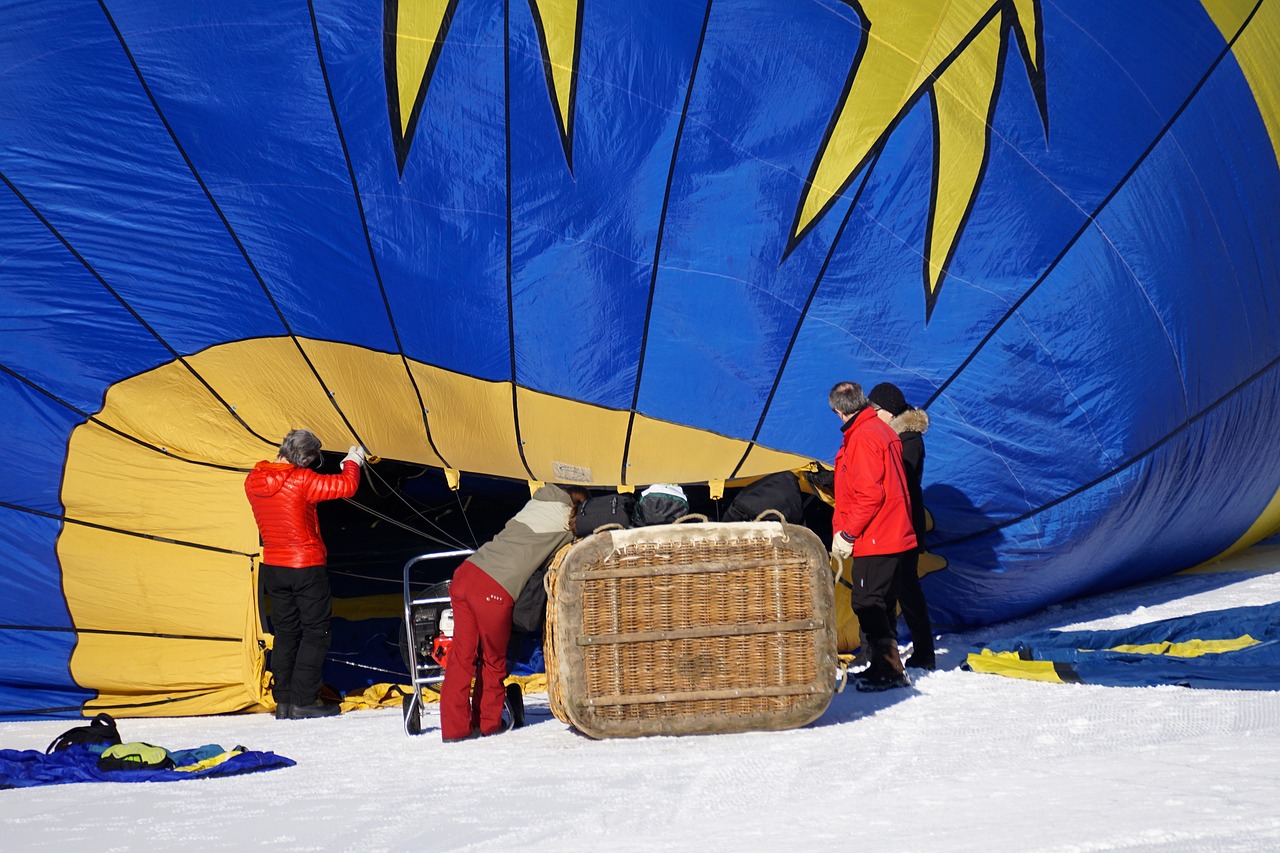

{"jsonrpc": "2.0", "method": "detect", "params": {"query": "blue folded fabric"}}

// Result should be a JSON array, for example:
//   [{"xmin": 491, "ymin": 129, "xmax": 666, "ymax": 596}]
[
  {"xmin": 0, "ymin": 744, "xmax": 294, "ymax": 789},
  {"xmin": 968, "ymin": 602, "xmax": 1280, "ymax": 689}
]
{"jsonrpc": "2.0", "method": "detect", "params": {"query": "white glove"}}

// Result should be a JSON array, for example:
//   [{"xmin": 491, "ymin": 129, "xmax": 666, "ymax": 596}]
[
  {"xmin": 831, "ymin": 532, "xmax": 854, "ymax": 561},
  {"xmin": 342, "ymin": 446, "xmax": 367, "ymax": 468}
]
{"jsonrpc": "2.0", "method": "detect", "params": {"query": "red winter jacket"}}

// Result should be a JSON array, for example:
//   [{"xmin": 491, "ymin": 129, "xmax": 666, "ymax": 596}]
[
  {"xmin": 833, "ymin": 407, "xmax": 917, "ymax": 557},
  {"xmin": 244, "ymin": 460, "xmax": 361, "ymax": 568}
]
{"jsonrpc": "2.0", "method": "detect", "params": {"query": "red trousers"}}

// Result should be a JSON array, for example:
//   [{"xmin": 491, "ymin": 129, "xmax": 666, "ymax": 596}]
[{"xmin": 440, "ymin": 561, "xmax": 514, "ymax": 739}]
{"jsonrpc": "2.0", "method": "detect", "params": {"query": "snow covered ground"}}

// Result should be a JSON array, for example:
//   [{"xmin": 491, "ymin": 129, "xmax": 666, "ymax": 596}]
[{"xmin": 3, "ymin": 547, "xmax": 1280, "ymax": 852}]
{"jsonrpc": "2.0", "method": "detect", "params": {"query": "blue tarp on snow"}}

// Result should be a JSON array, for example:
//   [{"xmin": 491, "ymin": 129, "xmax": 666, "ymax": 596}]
[{"xmin": 0, "ymin": 744, "xmax": 295, "ymax": 789}]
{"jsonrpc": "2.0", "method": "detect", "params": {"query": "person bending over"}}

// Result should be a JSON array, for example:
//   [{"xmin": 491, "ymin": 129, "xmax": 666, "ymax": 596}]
[{"xmin": 440, "ymin": 484, "xmax": 586, "ymax": 741}]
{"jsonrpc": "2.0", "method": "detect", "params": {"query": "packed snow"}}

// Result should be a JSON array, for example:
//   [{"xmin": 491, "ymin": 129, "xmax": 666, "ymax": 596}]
[{"xmin": 3, "ymin": 547, "xmax": 1280, "ymax": 852}]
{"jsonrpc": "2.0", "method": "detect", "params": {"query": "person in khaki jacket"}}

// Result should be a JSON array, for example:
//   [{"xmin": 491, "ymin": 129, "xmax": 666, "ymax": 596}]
[{"xmin": 440, "ymin": 484, "xmax": 585, "ymax": 741}]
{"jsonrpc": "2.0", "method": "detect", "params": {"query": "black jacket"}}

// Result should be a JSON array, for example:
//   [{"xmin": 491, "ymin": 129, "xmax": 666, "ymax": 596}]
[{"xmin": 889, "ymin": 407, "xmax": 930, "ymax": 545}]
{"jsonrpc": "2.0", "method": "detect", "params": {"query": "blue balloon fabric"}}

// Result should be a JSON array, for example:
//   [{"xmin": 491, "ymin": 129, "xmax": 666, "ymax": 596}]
[
  {"xmin": 967, "ymin": 602, "xmax": 1280, "ymax": 690},
  {"xmin": 3, "ymin": 1, "xmax": 1280, "ymax": 716}
]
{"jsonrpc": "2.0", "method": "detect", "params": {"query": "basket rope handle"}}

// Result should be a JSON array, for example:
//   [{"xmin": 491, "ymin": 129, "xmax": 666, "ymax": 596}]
[
  {"xmin": 674, "ymin": 513, "xmax": 709, "ymax": 524},
  {"xmin": 590, "ymin": 522, "xmax": 627, "ymax": 535},
  {"xmin": 752, "ymin": 509, "xmax": 787, "ymax": 523}
]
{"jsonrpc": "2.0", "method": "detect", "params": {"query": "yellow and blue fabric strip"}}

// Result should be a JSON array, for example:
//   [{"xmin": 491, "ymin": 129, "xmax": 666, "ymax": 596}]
[{"xmin": 966, "ymin": 602, "xmax": 1280, "ymax": 689}]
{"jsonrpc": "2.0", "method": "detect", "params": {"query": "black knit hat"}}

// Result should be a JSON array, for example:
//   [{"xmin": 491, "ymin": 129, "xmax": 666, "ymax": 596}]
[{"xmin": 868, "ymin": 382, "xmax": 909, "ymax": 417}]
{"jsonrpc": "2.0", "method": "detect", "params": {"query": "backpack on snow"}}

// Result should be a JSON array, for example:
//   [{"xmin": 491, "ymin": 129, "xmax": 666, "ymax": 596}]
[
  {"xmin": 97, "ymin": 741, "xmax": 176, "ymax": 772},
  {"xmin": 45, "ymin": 712, "xmax": 122, "ymax": 754},
  {"xmin": 573, "ymin": 493, "xmax": 636, "ymax": 536},
  {"xmin": 724, "ymin": 472, "xmax": 803, "ymax": 524},
  {"xmin": 632, "ymin": 484, "xmax": 690, "ymax": 526}
]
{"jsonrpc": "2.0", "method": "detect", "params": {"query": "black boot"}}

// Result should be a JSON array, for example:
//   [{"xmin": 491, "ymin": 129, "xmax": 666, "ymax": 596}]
[
  {"xmin": 855, "ymin": 639, "xmax": 911, "ymax": 692},
  {"xmin": 905, "ymin": 651, "xmax": 936, "ymax": 671},
  {"xmin": 289, "ymin": 701, "xmax": 341, "ymax": 719},
  {"xmin": 274, "ymin": 702, "xmax": 292, "ymax": 720}
]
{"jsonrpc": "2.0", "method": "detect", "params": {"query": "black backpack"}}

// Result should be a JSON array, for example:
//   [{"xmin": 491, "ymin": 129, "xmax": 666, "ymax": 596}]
[
  {"xmin": 511, "ymin": 562, "xmax": 551, "ymax": 635},
  {"xmin": 46, "ymin": 712, "xmax": 122, "ymax": 754},
  {"xmin": 573, "ymin": 493, "xmax": 636, "ymax": 536},
  {"xmin": 724, "ymin": 472, "xmax": 803, "ymax": 524},
  {"xmin": 511, "ymin": 544, "xmax": 572, "ymax": 635},
  {"xmin": 632, "ymin": 485, "xmax": 689, "ymax": 526}
]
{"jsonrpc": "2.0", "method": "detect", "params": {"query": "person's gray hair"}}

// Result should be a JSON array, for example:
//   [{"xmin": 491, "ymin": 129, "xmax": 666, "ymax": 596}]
[
  {"xmin": 279, "ymin": 429, "xmax": 322, "ymax": 467},
  {"xmin": 828, "ymin": 381, "xmax": 867, "ymax": 416}
]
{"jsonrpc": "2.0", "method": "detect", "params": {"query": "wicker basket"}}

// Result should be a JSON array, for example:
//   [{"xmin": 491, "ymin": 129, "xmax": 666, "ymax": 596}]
[{"xmin": 544, "ymin": 519, "xmax": 836, "ymax": 738}]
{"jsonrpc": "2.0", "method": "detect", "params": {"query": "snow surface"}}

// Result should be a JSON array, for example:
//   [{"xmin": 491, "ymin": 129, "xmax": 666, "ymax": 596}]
[{"xmin": 4, "ymin": 548, "xmax": 1280, "ymax": 852}]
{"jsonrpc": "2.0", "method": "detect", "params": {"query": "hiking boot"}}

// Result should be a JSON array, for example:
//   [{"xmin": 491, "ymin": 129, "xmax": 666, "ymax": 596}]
[
  {"xmin": 854, "ymin": 671, "xmax": 911, "ymax": 692},
  {"xmin": 289, "ymin": 701, "xmax": 341, "ymax": 719},
  {"xmin": 905, "ymin": 653, "xmax": 936, "ymax": 671},
  {"xmin": 274, "ymin": 703, "xmax": 292, "ymax": 720},
  {"xmin": 854, "ymin": 638, "xmax": 910, "ymax": 692}
]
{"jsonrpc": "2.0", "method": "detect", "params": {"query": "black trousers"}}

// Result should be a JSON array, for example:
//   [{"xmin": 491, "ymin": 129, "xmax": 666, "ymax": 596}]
[
  {"xmin": 849, "ymin": 550, "xmax": 909, "ymax": 646},
  {"xmin": 887, "ymin": 549, "xmax": 935, "ymax": 658},
  {"xmin": 261, "ymin": 563, "xmax": 332, "ymax": 706}
]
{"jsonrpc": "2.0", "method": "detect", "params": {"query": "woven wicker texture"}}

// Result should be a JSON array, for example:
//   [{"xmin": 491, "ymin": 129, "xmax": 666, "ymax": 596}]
[{"xmin": 545, "ymin": 521, "xmax": 835, "ymax": 738}]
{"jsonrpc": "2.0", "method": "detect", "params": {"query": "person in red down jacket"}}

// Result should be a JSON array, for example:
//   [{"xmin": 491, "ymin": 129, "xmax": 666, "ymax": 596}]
[
  {"xmin": 245, "ymin": 429, "xmax": 365, "ymax": 720},
  {"xmin": 828, "ymin": 381, "xmax": 917, "ymax": 691}
]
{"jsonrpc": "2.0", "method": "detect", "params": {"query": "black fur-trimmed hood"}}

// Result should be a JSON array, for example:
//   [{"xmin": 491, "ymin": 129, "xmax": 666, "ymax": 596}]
[{"xmin": 890, "ymin": 407, "xmax": 930, "ymax": 435}]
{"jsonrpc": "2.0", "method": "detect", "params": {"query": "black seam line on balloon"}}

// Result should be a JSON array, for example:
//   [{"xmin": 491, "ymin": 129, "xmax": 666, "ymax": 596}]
[
  {"xmin": 923, "ymin": 0, "xmax": 1265, "ymax": 409},
  {"xmin": 1010, "ymin": 0, "xmax": 1049, "ymax": 134},
  {"xmin": 0, "ymin": 624, "xmax": 240, "ymax": 643},
  {"xmin": 0, "ymin": 706, "xmax": 91, "ymax": 718},
  {"xmin": 566, "ymin": 0, "xmax": 585, "ymax": 170},
  {"xmin": 0, "ymin": 168, "xmax": 276, "ymax": 455},
  {"xmin": 727, "ymin": 149, "xmax": 884, "ymax": 481},
  {"xmin": 385, "ymin": 0, "xmax": 461, "ymax": 176},
  {"xmin": 783, "ymin": 0, "xmax": 1004, "ymax": 261},
  {"xmin": 219, "ymin": 329, "xmax": 769, "ymax": 435},
  {"xmin": 0, "ymin": 500, "xmax": 256, "ymax": 557},
  {"xmin": 920, "ymin": 9, "xmax": 1014, "ymax": 324},
  {"xmin": 0, "ymin": 363, "xmax": 251, "ymax": 473},
  {"xmin": 505, "ymin": 0, "xmax": 537, "ymax": 481},
  {"xmin": 308, "ymin": 0, "xmax": 450, "ymax": 470},
  {"xmin": 97, "ymin": 1, "xmax": 366, "ymax": 451},
  {"xmin": 527, "ymin": 0, "xmax": 584, "ymax": 173},
  {"xmin": 619, "ymin": 0, "xmax": 715, "ymax": 487},
  {"xmin": 0, "ymin": 692, "xmax": 222, "ymax": 718},
  {"xmin": 931, "ymin": 349, "xmax": 1280, "ymax": 550}
]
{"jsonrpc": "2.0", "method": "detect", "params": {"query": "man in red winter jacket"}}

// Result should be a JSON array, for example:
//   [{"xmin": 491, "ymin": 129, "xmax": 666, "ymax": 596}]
[
  {"xmin": 245, "ymin": 429, "xmax": 365, "ymax": 719},
  {"xmin": 829, "ymin": 382, "xmax": 917, "ymax": 690}
]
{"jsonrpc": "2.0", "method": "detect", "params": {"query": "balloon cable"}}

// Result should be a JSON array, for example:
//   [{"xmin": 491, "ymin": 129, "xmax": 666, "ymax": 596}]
[{"xmin": 343, "ymin": 460, "xmax": 473, "ymax": 551}]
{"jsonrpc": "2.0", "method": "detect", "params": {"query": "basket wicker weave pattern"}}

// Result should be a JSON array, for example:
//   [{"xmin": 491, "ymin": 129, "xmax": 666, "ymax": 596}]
[{"xmin": 545, "ymin": 521, "xmax": 835, "ymax": 738}]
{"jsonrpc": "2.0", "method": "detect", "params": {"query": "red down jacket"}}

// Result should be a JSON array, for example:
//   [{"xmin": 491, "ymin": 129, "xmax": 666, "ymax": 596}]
[{"xmin": 244, "ymin": 460, "xmax": 361, "ymax": 568}]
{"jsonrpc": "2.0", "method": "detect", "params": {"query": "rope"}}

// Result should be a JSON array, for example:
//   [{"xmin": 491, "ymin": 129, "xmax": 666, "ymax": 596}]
[
  {"xmin": 340, "ymin": 496, "xmax": 469, "ymax": 551},
  {"xmin": 342, "ymin": 461, "xmax": 473, "ymax": 551}
]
